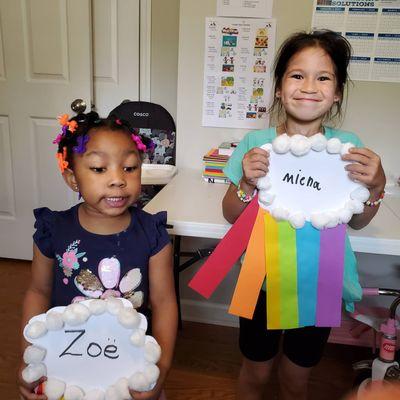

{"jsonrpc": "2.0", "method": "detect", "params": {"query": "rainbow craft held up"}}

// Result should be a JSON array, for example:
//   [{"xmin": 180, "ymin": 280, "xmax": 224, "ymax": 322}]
[
  {"xmin": 189, "ymin": 134, "xmax": 370, "ymax": 330},
  {"xmin": 189, "ymin": 196, "xmax": 346, "ymax": 329}
]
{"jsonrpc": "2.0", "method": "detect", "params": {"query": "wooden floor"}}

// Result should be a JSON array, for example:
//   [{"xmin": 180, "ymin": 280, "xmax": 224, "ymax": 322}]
[{"xmin": 0, "ymin": 259, "xmax": 371, "ymax": 399}]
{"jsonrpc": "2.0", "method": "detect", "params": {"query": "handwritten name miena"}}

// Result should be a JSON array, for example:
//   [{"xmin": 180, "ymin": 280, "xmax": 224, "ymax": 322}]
[{"xmin": 282, "ymin": 170, "xmax": 322, "ymax": 191}]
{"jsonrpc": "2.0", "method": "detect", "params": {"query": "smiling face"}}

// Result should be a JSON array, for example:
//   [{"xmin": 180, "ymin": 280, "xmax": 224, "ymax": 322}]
[
  {"xmin": 64, "ymin": 128, "xmax": 142, "ymax": 219},
  {"xmin": 276, "ymin": 46, "xmax": 340, "ymax": 127}
]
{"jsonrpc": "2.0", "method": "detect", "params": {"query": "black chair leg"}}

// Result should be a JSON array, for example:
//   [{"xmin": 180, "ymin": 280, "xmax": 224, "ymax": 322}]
[{"xmin": 173, "ymin": 235, "xmax": 183, "ymax": 329}]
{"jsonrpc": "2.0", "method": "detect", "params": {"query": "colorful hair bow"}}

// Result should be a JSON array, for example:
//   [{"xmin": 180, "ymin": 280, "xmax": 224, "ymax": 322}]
[
  {"xmin": 56, "ymin": 147, "xmax": 68, "ymax": 173},
  {"xmin": 131, "ymin": 134, "xmax": 147, "ymax": 152}
]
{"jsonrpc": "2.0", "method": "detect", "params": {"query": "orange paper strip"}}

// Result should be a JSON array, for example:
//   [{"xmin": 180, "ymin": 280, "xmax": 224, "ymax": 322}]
[{"xmin": 229, "ymin": 207, "xmax": 266, "ymax": 319}]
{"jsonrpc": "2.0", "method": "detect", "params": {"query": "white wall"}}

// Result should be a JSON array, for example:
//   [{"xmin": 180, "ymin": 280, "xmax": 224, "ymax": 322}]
[
  {"xmin": 175, "ymin": 0, "xmax": 400, "ymax": 323},
  {"xmin": 176, "ymin": 0, "xmax": 400, "ymax": 177}
]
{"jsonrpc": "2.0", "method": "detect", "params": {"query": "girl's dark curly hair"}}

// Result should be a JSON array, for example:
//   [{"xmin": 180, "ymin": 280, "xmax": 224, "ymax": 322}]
[{"xmin": 56, "ymin": 111, "xmax": 153, "ymax": 170}]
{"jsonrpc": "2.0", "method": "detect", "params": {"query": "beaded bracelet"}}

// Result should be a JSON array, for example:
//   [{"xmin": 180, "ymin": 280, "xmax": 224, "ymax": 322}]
[
  {"xmin": 236, "ymin": 181, "xmax": 256, "ymax": 203},
  {"xmin": 364, "ymin": 190, "xmax": 385, "ymax": 207}
]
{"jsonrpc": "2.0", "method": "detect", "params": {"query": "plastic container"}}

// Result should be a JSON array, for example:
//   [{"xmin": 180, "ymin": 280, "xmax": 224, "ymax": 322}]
[{"xmin": 141, "ymin": 164, "xmax": 177, "ymax": 185}]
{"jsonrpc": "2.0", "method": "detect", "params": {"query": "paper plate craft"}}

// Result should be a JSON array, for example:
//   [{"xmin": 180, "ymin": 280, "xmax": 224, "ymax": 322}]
[
  {"xmin": 23, "ymin": 298, "xmax": 161, "ymax": 400},
  {"xmin": 189, "ymin": 134, "xmax": 370, "ymax": 330}
]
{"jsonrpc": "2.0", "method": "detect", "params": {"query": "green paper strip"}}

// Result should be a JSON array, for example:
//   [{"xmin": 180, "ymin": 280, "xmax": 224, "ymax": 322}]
[{"xmin": 278, "ymin": 221, "xmax": 299, "ymax": 329}]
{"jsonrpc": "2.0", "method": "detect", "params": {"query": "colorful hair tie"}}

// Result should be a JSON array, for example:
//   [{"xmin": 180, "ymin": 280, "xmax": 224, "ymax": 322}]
[
  {"xmin": 56, "ymin": 147, "xmax": 68, "ymax": 173},
  {"xmin": 131, "ymin": 134, "xmax": 147, "ymax": 152},
  {"xmin": 73, "ymin": 134, "xmax": 89, "ymax": 154}
]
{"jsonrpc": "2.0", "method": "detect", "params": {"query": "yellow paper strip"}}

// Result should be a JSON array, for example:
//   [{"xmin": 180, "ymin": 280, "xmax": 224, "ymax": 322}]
[
  {"xmin": 278, "ymin": 221, "xmax": 299, "ymax": 329},
  {"xmin": 265, "ymin": 212, "xmax": 280, "ymax": 329},
  {"xmin": 229, "ymin": 207, "xmax": 266, "ymax": 319}
]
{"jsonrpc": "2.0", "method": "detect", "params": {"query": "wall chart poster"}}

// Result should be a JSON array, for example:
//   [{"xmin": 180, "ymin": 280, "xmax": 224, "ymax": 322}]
[
  {"xmin": 202, "ymin": 17, "xmax": 276, "ymax": 129},
  {"xmin": 312, "ymin": 0, "xmax": 400, "ymax": 82}
]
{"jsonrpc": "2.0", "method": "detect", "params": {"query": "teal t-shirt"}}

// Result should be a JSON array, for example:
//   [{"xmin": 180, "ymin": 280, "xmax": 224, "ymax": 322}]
[{"xmin": 223, "ymin": 126, "xmax": 364, "ymax": 312}]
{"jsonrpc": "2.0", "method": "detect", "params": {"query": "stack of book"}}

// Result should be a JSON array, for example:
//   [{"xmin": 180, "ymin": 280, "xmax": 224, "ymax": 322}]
[
  {"xmin": 202, "ymin": 148, "xmax": 230, "ymax": 184},
  {"xmin": 202, "ymin": 142, "xmax": 238, "ymax": 184}
]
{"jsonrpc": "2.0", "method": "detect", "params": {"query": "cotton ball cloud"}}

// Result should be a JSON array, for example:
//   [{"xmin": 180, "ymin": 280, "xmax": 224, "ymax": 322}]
[
  {"xmin": 270, "ymin": 207, "xmax": 289, "ymax": 221},
  {"xmin": 288, "ymin": 213, "xmax": 306, "ymax": 229},
  {"xmin": 144, "ymin": 342, "xmax": 161, "ymax": 364},
  {"xmin": 130, "ymin": 328, "xmax": 146, "ymax": 347},
  {"xmin": 89, "ymin": 299, "xmax": 107, "ymax": 315},
  {"xmin": 346, "ymin": 199, "xmax": 364, "ymax": 215},
  {"xmin": 258, "ymin": 192, "xmax": 275, "ymax": 207},
  {"xmin": 118, "ymin": 307, "xmax": 140, "ymax": 329},
  {"xmin": 340, "ymin": 142, "xmax": 354, "ymax": 156},
  {"xmin": 129, "ymin": 372, "xmax": 150, "ymax": 392},
  {"xmin": 290, "ymin": 134, "xmax": 311, "ymax": 156},
  {"xmin": 310, "ymin": 133, "xmax": 327, "ymax": 152},
  {"xmin": 257, "ymin": 175, "xmax": 271, "ymax": 191},
  {"xmin": 44, "ymin": 378, "xmax": 66, "ymax": 400},
  {"xmin": 23, "ymin": 345, "xmax": 46, "ymax": 364},
  {"xmin": 326, "ymin": 138, "xmax": 342, "ymax": 154},
  {"xmin": 272, "ymin": 133, "xmax": 290, "ymax": 154},
  {"xmin": 105, "ymin": 386, "xmax": 120, "ymax": 400},
  {"xmin": 143, "ymin": 364, "xmax": 160, "ymax": 386},
  {"xmin": 350, "ymin": 186, "xmax": 370, "ymax": 203},
  {"xmin": 22, "ymin": 363, "xmax": 47, "ymax": 384},
  {"xmin": 310, "ymin": 213, "xmax": 331, "ymax": 230},
  {"xmin": 325, "ymin": 211, "xmax": 340, "ymax": 229},
  {"xmin": 64, "ymin": 385, "xmax": 85, "ymax": 400},
  {"xmin": 114, "ymin": 377, "xmax": 131, "ymax": 400},
  {"xmin": 83, "ymin": 389, "xmax": 105, "ymax": 400},
  {"xmin": 26, "ymin": 320, "xmax": 47, "ymax": 339},
  {"xmin": 106, "ymin": 297, "xmax": 124, "ymax": 315},
  {"xmin": 338, "ymin": 207, "xmax": 353, "ymax": 224},
  {"xmin": 63, "ymin": 303, "xmax": 90, "ymax": 326},
  {"xmin": 46, "ymin": 311, "xmax": 64, "ymax": 330}
]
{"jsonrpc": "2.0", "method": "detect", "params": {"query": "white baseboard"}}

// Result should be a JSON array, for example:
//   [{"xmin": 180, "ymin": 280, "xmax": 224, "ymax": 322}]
[{"xmin": 180, "ymin": 299, "xmax": 239, "ymax": 328}]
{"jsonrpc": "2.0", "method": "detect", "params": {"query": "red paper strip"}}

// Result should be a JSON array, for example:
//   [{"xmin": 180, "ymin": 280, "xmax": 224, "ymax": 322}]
[{"xmin": 188, "ymin": 196, "xmax": 259, "ymax": 298}]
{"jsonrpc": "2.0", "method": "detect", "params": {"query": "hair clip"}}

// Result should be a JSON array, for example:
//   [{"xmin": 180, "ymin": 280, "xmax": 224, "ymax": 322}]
[
  {"xmin": 131, "ymin": 134, "xmax": 147, "ymax": 152},
  {"xmin": 56, "ymin": 147, "xmax": 69, "ymax": 173},
  {"xmin": 115, "ymin": 119, "xmax": 122, "ymax": 125},
  {"xmin": 73, "ymin": 134, "xmax": 89, "ymax": 154}
]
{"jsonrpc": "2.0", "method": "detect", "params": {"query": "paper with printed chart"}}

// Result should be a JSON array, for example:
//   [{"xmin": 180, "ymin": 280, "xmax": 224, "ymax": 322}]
[
  {"xmin": 217, "ymin": 0, "xmax": 273, "ymax": 18},
  {"xmin": 312, "ymin": 0, "xmax": 400, "ymax": 82},
  {"xmin": 202, "ymin": 17, "xmax": 276, "ymax": 129}
]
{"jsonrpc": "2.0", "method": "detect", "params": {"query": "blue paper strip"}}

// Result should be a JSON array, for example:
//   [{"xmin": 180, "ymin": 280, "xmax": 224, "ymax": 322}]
[{"xmin": 296, "ymin": 222, "xmax": 320, "ymax": 327}]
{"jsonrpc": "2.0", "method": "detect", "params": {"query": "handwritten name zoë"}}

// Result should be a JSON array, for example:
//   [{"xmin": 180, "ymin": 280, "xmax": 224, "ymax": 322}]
[{"xmin": 59, "ymin": 329, "xmax": 119, "ymax": 359}]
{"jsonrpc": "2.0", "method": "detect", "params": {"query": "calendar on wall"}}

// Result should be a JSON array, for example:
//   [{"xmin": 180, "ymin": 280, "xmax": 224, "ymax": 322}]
[{"xmin": 312, "ymin": 0, "xmax": 400, "ymax": 82}]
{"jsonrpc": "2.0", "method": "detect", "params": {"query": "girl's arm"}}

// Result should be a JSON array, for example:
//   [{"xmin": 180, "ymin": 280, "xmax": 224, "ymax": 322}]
[
  {"xmin": 130, "ymin": 242, "xmax": 177, "ymax": 400},
  {"xmin": 18, "ymin": 244, "xmax": 54, "ymax": 400},
  {"xmin": 222, "ymin": 147, "xmax": 269, "ymax": 224},
  {"xmin": 343, "ymin": 147, "xmax": 386, "ymax": 230}
]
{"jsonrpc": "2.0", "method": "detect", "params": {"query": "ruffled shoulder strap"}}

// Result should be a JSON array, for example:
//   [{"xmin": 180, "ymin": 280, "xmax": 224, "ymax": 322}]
[
  {"xmin": 134, "ymin": 208, "xmax": 170, "ymax": 256},
  {"xmin": 33, "ymin": 207, "xmax": 56, "ymax": 258}
]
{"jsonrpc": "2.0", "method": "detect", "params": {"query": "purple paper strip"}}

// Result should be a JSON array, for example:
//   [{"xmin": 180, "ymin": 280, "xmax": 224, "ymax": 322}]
[{"xmin": 315, "ymin": 224, "xmax": 346, "ymax": 327}]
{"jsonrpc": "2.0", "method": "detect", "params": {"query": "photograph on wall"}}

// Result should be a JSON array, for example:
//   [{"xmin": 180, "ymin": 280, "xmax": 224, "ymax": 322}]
[
  {"xmin": 202, "ymin": 17, "xmax": 276, "ymax": 129},
  {"xmin": 312, "ymin": 0, "xmax": 400, "ymax": 82}
]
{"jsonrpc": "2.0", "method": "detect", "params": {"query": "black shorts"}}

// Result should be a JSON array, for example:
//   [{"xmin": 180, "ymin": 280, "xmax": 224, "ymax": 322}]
[{"xmin": 239, "ymin": 291, "xmax": 331, "ymax": 368}]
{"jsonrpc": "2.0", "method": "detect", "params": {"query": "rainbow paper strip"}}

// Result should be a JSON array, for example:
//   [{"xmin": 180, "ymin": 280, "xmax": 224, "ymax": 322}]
[
  {"xmin": 263, "ymin": 218, "xmax": 345, "ymax": 329},
  {"xmin": 228, "ymin": 207, "xmax": 266, "ymax": 319},
  {"xmin": 188, "ymin": 196, "xmax": 259, "ymax": 298},
  {"xmin": 190, "ymin": 200, "xmax": 347, "ymax": 330},
  {"xmin": 315, "ymin": 223, "xmax": 346, "ymax": 327}
]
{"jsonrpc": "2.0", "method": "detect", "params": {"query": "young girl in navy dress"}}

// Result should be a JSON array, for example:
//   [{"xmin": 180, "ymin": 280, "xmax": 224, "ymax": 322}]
[
  {"xmin": 223, "ymin": 30, "xmax": 386, "ymax": 400},
  {"xmin": 18, "ymin": 112, "xmax": 177, "ymax": 400}
]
